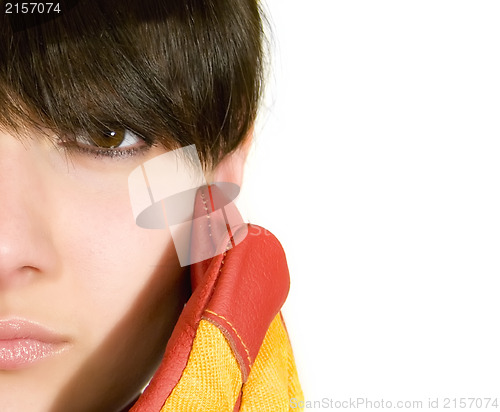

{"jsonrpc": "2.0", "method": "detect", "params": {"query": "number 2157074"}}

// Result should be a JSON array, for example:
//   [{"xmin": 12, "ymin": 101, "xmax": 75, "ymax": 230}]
[{"xmin": 5, "ymin": 3, "xmax": 61, "ymax": 14}]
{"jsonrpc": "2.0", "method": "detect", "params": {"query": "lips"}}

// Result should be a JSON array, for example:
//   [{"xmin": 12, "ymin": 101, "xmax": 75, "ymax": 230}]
[{"xmin": 0, "ymin": 319, "xmax": 70, "ymax": 370}]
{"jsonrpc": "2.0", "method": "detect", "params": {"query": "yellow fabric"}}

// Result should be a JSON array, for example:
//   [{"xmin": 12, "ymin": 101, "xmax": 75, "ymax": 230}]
[
  {"xmin": 160, "ymin": 320, "xmax": 243, "ymax": 412},
  {"xmin": 240, "ymin": 314, "xmax": 304, "ymax": 412},
  {"xmin": 160, "ymin": 314, "xmax": 303, "ymax": 411}
]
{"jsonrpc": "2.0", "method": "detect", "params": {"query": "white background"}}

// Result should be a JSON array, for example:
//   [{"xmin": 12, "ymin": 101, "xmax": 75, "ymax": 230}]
[{"xmin": 239, "ymin": 1, "xmax": 500, "ymax": 411}]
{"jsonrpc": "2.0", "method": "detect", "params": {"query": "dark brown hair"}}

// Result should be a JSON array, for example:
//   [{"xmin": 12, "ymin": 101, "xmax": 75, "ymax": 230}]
[{"xmin": 0, "ymin": 0, "xmax": 266, "ymax": 168}]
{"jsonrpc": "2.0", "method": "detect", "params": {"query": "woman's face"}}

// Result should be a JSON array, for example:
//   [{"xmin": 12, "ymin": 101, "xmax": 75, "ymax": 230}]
[{"xmin": 0, "ymin": 129, "xmax": 189, "ymax": 411}]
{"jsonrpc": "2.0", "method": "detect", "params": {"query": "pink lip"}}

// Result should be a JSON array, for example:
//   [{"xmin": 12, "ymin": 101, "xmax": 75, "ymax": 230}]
[{"xmin": 0, "ymin": 319, "xmax": 70, "ymax": 370}]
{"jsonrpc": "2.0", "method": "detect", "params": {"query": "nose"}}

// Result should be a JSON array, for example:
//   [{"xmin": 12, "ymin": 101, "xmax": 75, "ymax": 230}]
[{"xmin": 0, "ymin": 134, "xmax": 58, "ymax": 288}]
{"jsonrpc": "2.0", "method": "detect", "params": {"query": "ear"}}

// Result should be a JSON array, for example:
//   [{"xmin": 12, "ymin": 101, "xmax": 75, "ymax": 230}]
[{"xmin": 207, "ymin": 126, "xmax": 254, "ymax": 187}]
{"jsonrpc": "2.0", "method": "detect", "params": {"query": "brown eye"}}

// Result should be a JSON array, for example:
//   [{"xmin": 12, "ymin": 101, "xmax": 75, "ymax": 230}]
[
  {"xmin": 91, "ymin": 129, "xmax": 126, "ymax": 149},
  {"xmin": 73, "ymin": 128, "xmax": 143, "ymax": 150}
]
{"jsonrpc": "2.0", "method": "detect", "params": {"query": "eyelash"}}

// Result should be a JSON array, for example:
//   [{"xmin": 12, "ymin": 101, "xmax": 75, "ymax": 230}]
[
  {"xmin": 68, "ymin": 144, "xmax": 151, "ymax": 159},
  {"xmin": 59, "ymin": 130, "xmax": 153, "ymax": 159}
]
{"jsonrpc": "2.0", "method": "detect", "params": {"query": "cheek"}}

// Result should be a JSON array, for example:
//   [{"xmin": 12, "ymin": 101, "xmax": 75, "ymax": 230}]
[
  {"xmin": 53, "ymin": 172, "xmax": 180, "ymax": 341},
  {"xmin": 46, "ymin": 176, "xmax": 188, "ymax": 409}
]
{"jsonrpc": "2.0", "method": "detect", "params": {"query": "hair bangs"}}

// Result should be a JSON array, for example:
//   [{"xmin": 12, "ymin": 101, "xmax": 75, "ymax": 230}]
[{"xmin": 0, "ymin": 0, "xmax": 266, "ymax": 168}]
